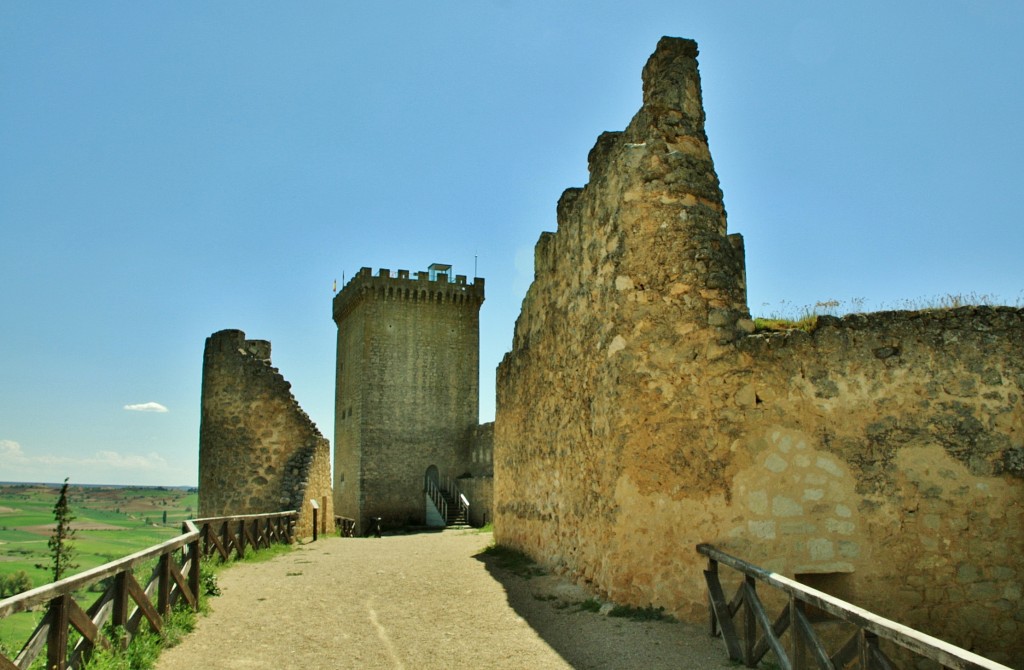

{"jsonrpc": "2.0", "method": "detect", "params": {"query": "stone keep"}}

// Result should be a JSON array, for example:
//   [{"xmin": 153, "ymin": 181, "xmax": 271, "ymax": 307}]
[{"xmin": 333, "ymin": 265, "xmax": 485, "ymax": 530}]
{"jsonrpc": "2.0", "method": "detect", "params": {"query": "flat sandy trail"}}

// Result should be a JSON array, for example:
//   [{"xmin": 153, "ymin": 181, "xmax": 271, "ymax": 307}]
[{"xmin": 156, "ymin": 530, "xmax": 734, "ymax": 670}]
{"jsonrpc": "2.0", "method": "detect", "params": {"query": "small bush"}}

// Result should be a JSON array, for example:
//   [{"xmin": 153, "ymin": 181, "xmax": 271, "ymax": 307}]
[
  {"xmin": 576, "ymin": 598, "xmax": 602, "ymax": 613},
  {"xmin": 84, "ymin": 604, "xmax": 196, "ymax": 670},
  {"xmin": 607, "ymin": 604, "xmax": 672, "ymax": 622},
  {"xmin": 753, "ymin": 315, "xmax": 818, "ymax": 333},
  {"xmin": 200, "ymin": 566, "xmax": 221, "ymax": 597},
  {"xmin": 0, "ymin": 570, "xmax": 33, "ymax": 598}
]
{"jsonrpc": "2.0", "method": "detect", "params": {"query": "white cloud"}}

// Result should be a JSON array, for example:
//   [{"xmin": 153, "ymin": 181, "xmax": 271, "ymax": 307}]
[
  {"xmin": 1, "ymin": 446, "xmax": 164, "ymax": 470},
  {"xmin": 0, "ymin": 440, "xmax": 174, "ymax": 483},
  {"xmin": 123, "ymin": 402, "xmax": 169, "ymax": 413},
  {"xmin": 91, "ymin": 450, "xmax": 169, "ymax": 470},
  {"xmin": 1, "ymin": 439, "xmax": 28, "ymax": 462}
]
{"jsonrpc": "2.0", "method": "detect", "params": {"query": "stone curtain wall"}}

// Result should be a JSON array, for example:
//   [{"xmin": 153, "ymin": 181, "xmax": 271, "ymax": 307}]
[
  {"xmin": 464, "ymin": 422, "xmax": 494, "ymax": 478},
  {"xmin": 493, "ymin": 37, "xmax": 1023, "ymax": 665},
  {"xmin": 725, "ymin": 309, "xmax": 1023, "ymax": 662},
  {"xmin": 199, "ymin": 329, "xmax": 334, "ymax": 538},
  {"xmin": 459, "ymin": 477, "xmax": 493, "ymax": 528},
  {"xmin": 333, "ymin": 268, "xmax": 484, "ymax": 531},
  {"xmin": 460, "ymin": 422, "xmax": 495, "ymax": 526}
]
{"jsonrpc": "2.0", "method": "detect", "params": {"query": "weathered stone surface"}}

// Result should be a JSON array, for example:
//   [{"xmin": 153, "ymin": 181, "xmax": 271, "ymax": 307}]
[
  {"xmin": 332, "ymin": 268, "xmax": 487, "ymax": 532},
  {"xmin": 199, "ymin": 329, "xmax": 333, "ymax": 538},
  {"xmin": 494, "ymin": 36, "xmax": 1023, "ymax": 665}
]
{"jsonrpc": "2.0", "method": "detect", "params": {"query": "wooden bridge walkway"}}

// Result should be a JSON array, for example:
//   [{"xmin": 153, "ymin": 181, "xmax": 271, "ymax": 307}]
[{"xmin": 155, "ymin": 530, "xmax": 733, "ymax": 670}]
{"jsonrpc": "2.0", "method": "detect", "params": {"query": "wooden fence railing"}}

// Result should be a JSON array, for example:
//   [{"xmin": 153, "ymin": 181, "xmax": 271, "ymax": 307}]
[
  {"xmin": 198, "ymin": 511, "xmax": 296, "ymax": 561},
  {"xmin": 335, "ymin": 516, "xmax": 356, "ymax": 537},
  {"xmin": 697, "ymin": 543, "xmax": 1011, "ymax": 670},
  {"xmin": 0, "ymin": 510, "xmax": 297, "ymax": 670}
]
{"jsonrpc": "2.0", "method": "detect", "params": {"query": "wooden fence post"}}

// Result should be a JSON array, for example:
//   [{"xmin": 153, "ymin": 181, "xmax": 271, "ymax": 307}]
[
  {"xmin": 46, "ymin": 594, "xmax": 70, "ymax": 670},
  {"xmin": 707, "ymin": 557, "xmax": 719, "ymax": 637},
  {"xmin": 157, "ymin": 553, "xmax": 171, "ymax": 615},
  {"xmin": 186, "ymin": 525, "xmax": 201, "ymax": 611},
  {"xmin": 237, "ymin": 520, "xmax": 246, "ymax": 559},
  {"xmin": 744, "ymin": 576, "xmax": 756, "ymax": 668},
  {"xmin": 789, "ymin": 596, "xmax": 805, "ymax": 670},
  {"xmin": 112, "ymin": 572, "xmax": 129, "ymax": 632},
  {"xmin": 310, "ymin": 499, "xmax": 320, "ymax": 542}
]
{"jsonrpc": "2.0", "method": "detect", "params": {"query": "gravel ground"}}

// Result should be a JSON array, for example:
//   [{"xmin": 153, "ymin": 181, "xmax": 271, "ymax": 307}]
[{"xmin": 156, "ymin": 530, "xmax": 736, "ymax": 670}]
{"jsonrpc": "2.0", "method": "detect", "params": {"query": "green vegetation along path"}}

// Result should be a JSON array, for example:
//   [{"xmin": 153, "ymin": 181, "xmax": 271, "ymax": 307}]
[{"xmin": 156, "ymin": 530, "xmax": 734, "ymax": 669}]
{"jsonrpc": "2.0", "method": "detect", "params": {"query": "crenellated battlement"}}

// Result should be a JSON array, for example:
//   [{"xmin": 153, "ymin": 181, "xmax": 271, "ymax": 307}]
[{"xmin": 332, "ymin": 264, "xmax": 485, "ymax": 324}]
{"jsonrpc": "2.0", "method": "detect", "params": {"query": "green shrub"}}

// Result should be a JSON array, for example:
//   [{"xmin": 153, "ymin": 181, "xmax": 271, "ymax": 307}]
[
  {"xmin": 0, "ymin": 570, "xmax": 33, "ymax": 598},
  {"xmin": 607, "ymin": 604, "xmax": 672, "ymax": 622},
  {"xmin": 83, "ymin": 603, "xmax": 196, "ymax": 670},
  {"xmin": 753, "ymin": 315, "xmax": 818, "ymax": 333},
  {"xmin": 200, "ymin": 565, "xmax": 221, "ymax": 597}
]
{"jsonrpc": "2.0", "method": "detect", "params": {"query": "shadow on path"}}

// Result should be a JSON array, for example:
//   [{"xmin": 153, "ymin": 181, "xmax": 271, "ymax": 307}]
[{"xmin": 473, "ymin": 547, "xmax": 736, "ymax": 670}]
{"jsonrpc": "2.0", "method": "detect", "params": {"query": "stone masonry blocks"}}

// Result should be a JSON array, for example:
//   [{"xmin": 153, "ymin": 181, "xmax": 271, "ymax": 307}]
[
  {"xmin": 333, "ymin": 267, "xmax": 485, "ymax": 533},
  {"xmin": 199, "ymin": 329, "xmax": 333, "ymax": 539},
  {"xmin": 494, "ymin": 37, "xmax": 1023, "ymax": 665}
]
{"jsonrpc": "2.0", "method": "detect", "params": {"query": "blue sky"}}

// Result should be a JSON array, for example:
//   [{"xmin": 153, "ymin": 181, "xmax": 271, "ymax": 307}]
[{"xmin": 2, "ymin": 2, "xmax": 1021, "ymax": 486}]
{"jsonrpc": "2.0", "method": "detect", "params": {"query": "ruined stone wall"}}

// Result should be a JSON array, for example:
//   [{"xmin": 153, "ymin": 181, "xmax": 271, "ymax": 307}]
[
  {"xmin": 333, "ymin": 268, "xmax": 484, "ymax": 531},
  {"xmin": 724, "ymin": 309, "xmax": 1023, "ymax": 662},
  {"xmin": 496, "ymin": 35, "xmax": 749, "ymax": 600},
  {"xmin": 199, "ymin": 329, "xmax": 334, "ymax": 539},
  {"xmin": 494, "ymin": 37, "xmax": 1023, "ymax": 666}
]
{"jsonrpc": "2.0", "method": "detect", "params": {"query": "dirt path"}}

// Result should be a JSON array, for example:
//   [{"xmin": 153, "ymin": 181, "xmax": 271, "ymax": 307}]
[{"xmin": 156, "ymin": 530, "xmax": 734, "ymax": 670}]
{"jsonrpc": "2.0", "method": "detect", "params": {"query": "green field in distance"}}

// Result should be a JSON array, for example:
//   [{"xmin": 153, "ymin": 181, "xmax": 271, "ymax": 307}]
[{"xmin": 0, "ymin": 482, "xmax": 198, "ymax": 654}]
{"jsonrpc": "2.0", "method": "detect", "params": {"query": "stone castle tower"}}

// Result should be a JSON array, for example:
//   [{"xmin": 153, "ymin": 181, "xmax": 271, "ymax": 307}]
[{"xmin": 332, "ymin": 264, "xmax": 485, "ymax": 531}]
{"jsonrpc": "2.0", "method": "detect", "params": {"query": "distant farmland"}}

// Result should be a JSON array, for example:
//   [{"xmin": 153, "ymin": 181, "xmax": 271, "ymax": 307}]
[{"xmin": 0, "ymin": 483, "xmax": 198, "ymax": 652}]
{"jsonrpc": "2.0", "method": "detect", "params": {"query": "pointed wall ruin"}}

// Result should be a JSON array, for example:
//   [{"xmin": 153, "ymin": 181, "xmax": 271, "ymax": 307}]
[{"xmin": 494, "ymin": 37, "xmax": 1023, "ymax": 664}]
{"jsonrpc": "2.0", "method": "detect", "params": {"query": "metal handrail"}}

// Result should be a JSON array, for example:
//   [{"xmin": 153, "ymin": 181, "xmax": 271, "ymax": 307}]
[
  {"xmin": 440, "ymin": 476, "xmax": 470, "ymax": 522},
  {"xmin": 424, "ymin": 475, "xmax": 447, "ymax": 521}
]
